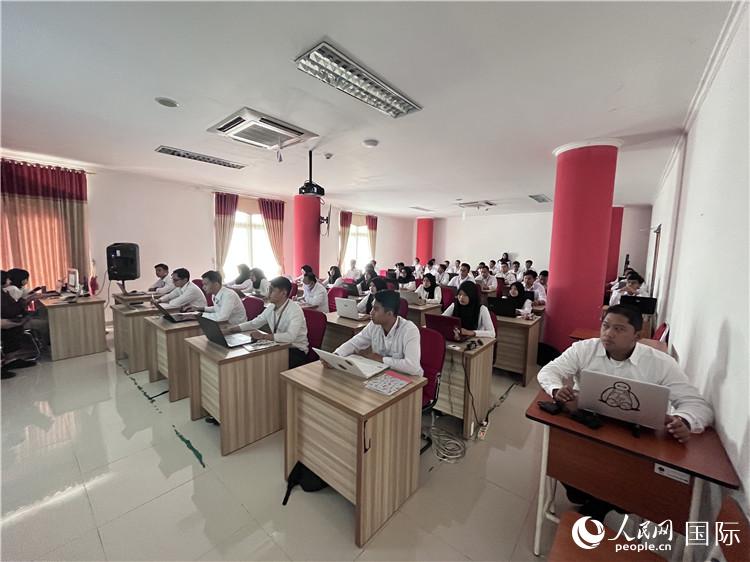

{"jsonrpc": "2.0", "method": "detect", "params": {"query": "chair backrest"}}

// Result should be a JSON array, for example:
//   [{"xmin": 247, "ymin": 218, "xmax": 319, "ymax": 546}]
[
  {"xmin": 192, "ymin": 278, "xmax": 203, "ymax": 289},
  {"xmin": 302, "ymin": 308, "xmax": 327, "ymax": 363},
  {"xmin": 441, "ymin": 285, "xmax": 456, "ymax": 311},
  {"xmin": 399, "ymin": 298, "xmax": 408, "ymax": 319},
  {"xmin": 242, "ymin": 296, "xmax": 265, "ymax": 322},
  {"xmin": 342, "ymin": 277, "xmax": 355, "ymax": 284},
  {"xmin": 418, "ymin": 327, "xmax": 446, "ymax": 409},
  {"xmin": 289, "ymin": 283, "xmax": 298, "ymax": 298},
  {"xmin": 327, "ymin": 287, "xmax": 348, "ymax": 312},
  {"xmin": 654, "ymin": 322, "xmax": 669, "ymax": 342},
  {"xmin": 385, "ymin": 280, "xmax": 398, "ymax": 291},
  {"xmin": 205, "ymin": 292, "xmax": 213, "ymax": 306},
  {"xmin": 415, "ymin": 278, "xmax": 423, "ymax": 288}
]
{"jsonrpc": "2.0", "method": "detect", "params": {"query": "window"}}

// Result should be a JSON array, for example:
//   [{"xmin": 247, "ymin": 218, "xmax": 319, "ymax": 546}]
[
  {"xmin": 344, "ymin": 225, "xmax": 372, "ymax": 268},
  {"xmin": 223, "ymin": 212, "xmax": 280, "ymax": 280}
]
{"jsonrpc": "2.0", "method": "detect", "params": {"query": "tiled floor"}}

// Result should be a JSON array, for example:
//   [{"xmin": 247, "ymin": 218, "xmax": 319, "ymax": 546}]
[{"xmin": 1, "ymin": 338, "xmax": 569, "ymax": 561}]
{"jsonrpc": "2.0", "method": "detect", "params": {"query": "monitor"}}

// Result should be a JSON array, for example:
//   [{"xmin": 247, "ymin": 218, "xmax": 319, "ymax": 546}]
[{"xmin": 67, "ymin": 268, "xmax": 79, "ymax": 291}]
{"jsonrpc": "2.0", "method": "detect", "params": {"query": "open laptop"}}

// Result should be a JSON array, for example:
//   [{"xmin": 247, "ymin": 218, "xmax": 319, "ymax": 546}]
[
  {"xmin": 118, "ymin": 284, "xmax": 146, "ymax": 296},
  {"xmin": 335, "ymin": 297, "xmax": 369, "ymax": 321},
  {"xmin": 578, "ymin": 370, "xmax": 670, "ymax": 430},
  {"xmin": 197, "ymin": 316, "xmax": 255, "ymax": 348},
  {"xmin": 314, "ymin": 348, "xmax": 387, "ymax": 379},
  {"xmin": 524, "ymin": 290, "xmax": 536, "ymax": 302},
  {"xmin": 153, "ymin": 301, "xmax": 197, "ymax": 323},
  {"xmin": 620, "ymin": 296, "xmax": 657, "ymax": 315},
  {"xmin": 487, "ymin": 297, "xmax": 518, "ymax": 318},
  {"xmin": 399, "ymin": 291, "xmax": 425, "ymax": 306},
  {"xmin": 341, "ymin": 282, "xmax": 361, "ymax": 297},
  {"xmin": 425, "ymin": 314, "xmax": 468, "ymax": 342}
]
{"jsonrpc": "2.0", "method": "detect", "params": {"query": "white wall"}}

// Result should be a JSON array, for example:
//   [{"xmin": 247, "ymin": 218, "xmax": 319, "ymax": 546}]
[
  {"xmin": 619, "ymin": 206, "xmax": 652, "ymax": 276},
  {"xmin": 434, "ymin": 212, "xmax": 553, "ymax": 271}
]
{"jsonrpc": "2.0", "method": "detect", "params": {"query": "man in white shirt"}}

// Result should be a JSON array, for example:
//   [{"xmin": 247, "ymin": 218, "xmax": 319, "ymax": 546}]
[
  {"xmin": 298, "ymin": 272, "xmax": 329, "ymax": 313},
  {"xmin": 427, "ymin": 259, "xmax": 439, "ymax": 276},
  {"xmin": 436, "ymin": 263, "xmax": 451, "ymax": 286},
  {"xmin": 148, "ymin": 263, "xmax": 174, "ymax": 295},
  {"xmin": 448, "ymin": 263, "xmax": 475, "ymax": 288},
  {"xmin": 229, "ymin": 276, "xmax": 309, "ymax": 369},
  {"xmin": 331, "ymin": 290, "xmax": 423, "ymax": 376},
  {"xmin": 520, "ymin": 259, "xmax": 533, "ymax": 278},
  {"xmin": 475, "ymin": 265, "xmax": 498, "ymax": 294},
  {"xmin": 511, "ymin": 261, "xmax": 523, "ymax": 280},
  {"xmin": 539, "ymin": 270, "xmax": 548, "ymax": 290},
  {"xmin": 447, "ymin": 260, "xmax": 461, "ymax": 275},
  {"xmin": 412, "ymin": 258, "xmax": 424, "ymax": 279},
  {"xmin": 488, "ymin": 260, "xmax": 498, "ymax": 276},
  {"xmin": 537, "ymin": 304, "xmax": 712, "ymax": 521},
  {"xmin": 499, "ymin": 262, "xmax": 517, "ymax": 286},
  {"xmin": 187, "ymin": 270, "xmax": 247, "ymax": 326},
  {"xmin": 609, "ymin": 272, "xmax": 649, "ymax": 306},
  {"xmin": 344, "ymin": 259, "xmax": 362, "ymax": 281},
  {"xmin": 157, "ymin": 268, "xmax": 207, "ymax": 310},
  {"xmin": 520, "ymin": 270, "xmax": 547, "ymax": 305}
]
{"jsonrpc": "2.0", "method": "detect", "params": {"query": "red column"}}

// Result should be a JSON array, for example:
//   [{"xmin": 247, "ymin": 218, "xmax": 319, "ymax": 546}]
[
  {"xmin": 606, "ymin": 207, "xmax": 624, "ymax": 282},
  {"xmin": 415, "ymin": 218, "xmax": 434, "ymax": 264},
  {"xmin": 293, "ymin": 195, "xmax": 320, "ymax": 276},
  {"xmin": 546, "ymin": 141, "xmax": 621, "ymax": 352}
]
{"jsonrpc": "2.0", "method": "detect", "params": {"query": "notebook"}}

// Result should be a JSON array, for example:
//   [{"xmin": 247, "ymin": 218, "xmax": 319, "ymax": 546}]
[{"xmin": 365, "ymin": 370, "xmax": 413, "ymax": 396}]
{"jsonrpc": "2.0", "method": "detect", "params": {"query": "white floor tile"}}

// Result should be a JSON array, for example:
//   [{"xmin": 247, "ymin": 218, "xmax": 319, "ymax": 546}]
[
  {"xmin": 34, "ymin": 528, "xmax": 106, "ymax": 562},
  {"xmin": 196, "ymin": 524, "xmax": 290, "ymax": 561}
]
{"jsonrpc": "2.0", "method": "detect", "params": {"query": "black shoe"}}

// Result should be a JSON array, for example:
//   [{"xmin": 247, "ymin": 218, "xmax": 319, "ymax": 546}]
[
  {"xmin": 1, "ymin": 369, "xmax": 17, "ymax": 379},
  {"xmin": 6, "ymin": 359, "xmax": 36, "ymax": 369},
  {"xmin": 578, "ymin": 499, "xmax": 613, "ymax": 523},
  {"xmin": 205, "ymin": 416, "xmax": 220, "ymax": 426}
]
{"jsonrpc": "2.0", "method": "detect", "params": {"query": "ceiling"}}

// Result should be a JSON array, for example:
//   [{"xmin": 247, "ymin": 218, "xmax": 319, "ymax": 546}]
[{"xmin": 1, "ymin": 1, "xmax": 731, "ymax": 217}]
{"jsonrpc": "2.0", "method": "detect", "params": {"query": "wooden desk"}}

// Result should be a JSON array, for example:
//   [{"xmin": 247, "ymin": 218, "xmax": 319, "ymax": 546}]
[
  {"xmin": 321, "ymin": 313, "xmax": 370, "ymax": 352},
  {"xmin": 39, "ymin": 297, "xmax": 107, "ymax": 361},
  {"xmin": 434, "ymin": 337, "xmax": 495, "ymax": 439},
  {"xmin": 113, "ymin": 292, "xmax": 152, "ymax": 306},
  {"xmin": 145, "ymin": 317, "xmax": 202, "ymax": 401},
  {"xmin": 493, "ymin": 315, "xmax": 541, "ymax": 386},
  {"xmin": 282, "ymin": 361, "xmax": 426, "ymax": 547},
  {"xmin": 186, "ymin": 336, "xmax": 289, "ymax": 455},
  {"xmin": 569, "ymin": 328, "xmax": 668, "ymax": 353},
  {"xmin": 112, "ymin": 304, "xmax": 164, "ymax": 374},
  {"xmin": 406, "ymin": 302, "xmax": 441, "ymax": 327},
  {"xmin": 526, "ymin": 391, "xmax": 740, "ymax": 560}
]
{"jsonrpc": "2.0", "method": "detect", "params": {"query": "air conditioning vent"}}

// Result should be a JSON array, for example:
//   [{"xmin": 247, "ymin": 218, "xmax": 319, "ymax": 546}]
[
  {"xmin": 457, "ymin": 200, "xmax": 497, "ymax": 209},
  {"xmin": 208, "ymin": 107, "xmax": 317, "ymax": 150},
  {"xmin": 155, "ymin": 146, "xmax": 245, "ymax": 169},
  {"xmin": 529, "ymin": 194, "xmax": 552, "ymax": 203},
  {"xmin": 409, "ymin": 206, "xmax": 434, "ymax": 212}
]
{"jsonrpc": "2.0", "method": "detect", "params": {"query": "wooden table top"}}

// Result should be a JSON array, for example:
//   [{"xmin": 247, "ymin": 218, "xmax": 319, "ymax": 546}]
[
  {"xmin": 39, "ymin": 296, "xmax": 105, "ymax": 308},
  {"xmin": 325, "ymin": 312, "xmax": 371, "ymax": 330},
  {"xmin": 408, "ymin": 302, "xmax": 442, "ymax": 312},
  {"xmin": 569, "ymin": 328, "xmax": 668, "ymax": 353},
  {"xmin": 494, "ymin": 315, "xmax": 542, "ymax": 327},
  {"xmin": 281, "ymin": 361, "xmax": 426, "ymax": 420},
  {"xmin": 526, "ymin": 390, "xmax": 739, "ymax": 488},
  {"xmin": 144, "ymin": 316, "xmax": 201, "ymax": 332},
  {"xmin": 445, "ymin": 336, "xmax": 497, "ymax": 357},
  {"xmin": 112, "ymin": 303, "xmax": 173, "ymax": 317},
  {"xmin": 184, "ymin": 335, "xmax": 289, "ymax": 365}
]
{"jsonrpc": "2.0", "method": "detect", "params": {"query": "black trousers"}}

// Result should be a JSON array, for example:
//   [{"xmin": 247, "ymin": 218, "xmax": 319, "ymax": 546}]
[
  {"xmin": 563, "ymin": 483, "xmax": 623, "ymax": 522},
  {"xmin": 289, "ymin": 347, "xmax": 308, "ymax": 369},
  {"xmin": 1, "ymin": 326, "xmax": 24, "ymax": 354}
]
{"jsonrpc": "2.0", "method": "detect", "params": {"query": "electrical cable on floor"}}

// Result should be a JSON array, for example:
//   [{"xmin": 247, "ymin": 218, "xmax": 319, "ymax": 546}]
[{"xmin": 430, "ymin": 426, "xmax": 466, "ymax": 463}]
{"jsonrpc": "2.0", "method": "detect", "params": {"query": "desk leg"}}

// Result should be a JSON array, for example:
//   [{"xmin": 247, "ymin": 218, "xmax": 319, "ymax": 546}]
[
  {"xmin": 188, "ymin": 348, "xmax": 207, "ymax": 421},
  {"xmin": 682, "ymin": 478, "xmax": 704, "ymax": 562},
  {"xmin": 533, "ymin": 425, "xmax": 550, "ymax": 556}
]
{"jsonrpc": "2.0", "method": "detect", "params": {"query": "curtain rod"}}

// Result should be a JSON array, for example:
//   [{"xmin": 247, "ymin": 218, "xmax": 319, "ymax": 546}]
[{"xmin": 1, "ymin": 157, "xmax": 91, "ymax": 175}]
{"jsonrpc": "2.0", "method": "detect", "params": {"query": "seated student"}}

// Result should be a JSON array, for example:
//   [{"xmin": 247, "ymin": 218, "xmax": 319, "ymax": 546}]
[
  {"xmin": 506, "ymin": 281, "xmax": 533, "ymax": 315},
  {"xmin": 415, "ymin": 273, "xmax": 442, "ymax": 304},
  {"xmin": 609, "ymin": 272, "xmax": 649, "ymax": 306},
  {"xmin": 344, "ymin": 259, "xmax": 362, "ymax": 280},
  {"xmin": 447, "ymin": 259, "xmax": 461, "ymax": 275},
  {"xmin": 397, "ymin": 266, "xmax": 417, "ymax": 291},
  {"xmin": 501, "ymin": 252, "xmax": 510, "ymax": 263},
  {"xmin": 356, "ymin": 265, "xmax": 376, "ymax": 293},
  {"xmin": 489, "ymin": 259, "xmax": 498, "ymax": 275},
  {"xmin": 157, "ymin": 268, "xmax": 207, "ymax": 309},
  {"xmin": 357, "ymin": 276, "xmax": 387, "ymax": 314},
  {"xmin": 436, "ymin": 263, "xmax": 451, "ymax": 286},
  {"xmin": 5, "ymin": 268, "xmax": 41, "ymax": 302},
  {"xmin": 149, "ymin": 263, "xmax": 175, "ymax": 295},
  {"xmin": 521, "ymin": 259, "xmax": 533, "ymax": 277},
  {"xmin": 412, "ymin": 257, "xmax": 424, "ymax": 278},
  {"xmin": 225, "ymin": 264, "xmax": 253, "ymax": 291},
  {"xmin": 325, "ymin": 266, "xmax": 345, "ymax": 288},
  {"xmin": 511, "ymin": 260, "xmax": 523, "ymax": 280},
  {"xmin": 537, "ymin": 304, "xmax": 713, "ymax": 521},
  {"xmin": 520, "ymin": 269, "xmax": 547, "ymax": 305},
  {"xmin": 609, "ymin": 267, "xmax": 636, "ymax": 290},
  {"xmin": 475, "ymin": 265, "xmax": 498, "ymax": 294},
  {"xmin": 246, "ymin": 268, "xmax": 270, "ymax": 297},
  {"xmin": 426, "ymin": 259, "xmax": 439, "ymax": 276},
  {"xmin": 539, "ymin": 270, "xmax": 549, "ymax": 289},
  {"xmin": 1, "ymin": 271, "xmax": 37, "ymax": 377},
  {"xmin": 298, "ymin": 272, "xmax": 329, "ymax": 313},
  {"xmin": 447, "ymin": 263, "xmax": 475, "ymax": 288},
  {"xmin": 294, "ymin": 265, "xmax": 313, "ymax": 283},
  {"xmin": 186, "ymin": 270, "xmax": 247, "ymax": 325},
  {"xmin": 442, "ymin": 281, "xmax": 496, "ymax": 339},
  {"xmin": 332, "ymin": 290, "xmax": 423, "ymax": 376},
  {"xmin": 228, "ymin": 276, "xmax": 309, "ymax": 369},
  {"xmin": 499, "ymin": 261, "xmax": 517, "ymax": 285}
]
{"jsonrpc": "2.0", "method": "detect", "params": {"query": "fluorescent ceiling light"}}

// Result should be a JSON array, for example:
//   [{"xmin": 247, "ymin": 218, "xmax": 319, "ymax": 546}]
[{"xmin": 295, "ymin": 41, "xmax": 421, "ymax": 119}]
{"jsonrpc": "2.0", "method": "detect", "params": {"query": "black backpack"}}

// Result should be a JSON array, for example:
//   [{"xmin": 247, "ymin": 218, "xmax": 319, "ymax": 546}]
[{"xmin": 282, "ymin": 461, "xmax": 329, "ymax": 505}]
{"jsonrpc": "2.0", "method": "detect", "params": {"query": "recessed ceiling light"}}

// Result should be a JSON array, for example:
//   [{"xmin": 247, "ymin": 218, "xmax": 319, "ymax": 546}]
[
  {"xmin": 362, "ymin": 139, "xmax": 379, "ymax": 148},
  {"xmin": 155, "ymin": 97, "xmax": 179, "ymax": 108}
]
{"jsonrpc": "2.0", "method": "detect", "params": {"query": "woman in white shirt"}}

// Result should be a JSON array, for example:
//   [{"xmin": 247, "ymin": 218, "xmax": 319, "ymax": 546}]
[
  {"xmin": 225, "ymin": 264, "xmax": 253, "ymax": 291},
  {"xmin": 325, "ymin": 266, "xmax": 345, "ymax": 288},
  {"xmin": 442, "ymin": 280, "xmax": 496, "ymax": 339},
  {"xmin": 294, "ymin": 265, "xmax": 314, "ymax": 283},
  {"xmin": 357, "ymin": 276, "xmax": 387, "ymax": 314},
  {"xmin": 415, "ymin": 273, "xmax": 442, "ymax": 304},
  {"xmin": 397, "ymin": 266, "xmax": 417, "ymax": 291},
  {"xmin": 244, "ymin": 268, "xmax": 270, "ymax": 297},
  {"xmin": 507, "ymin": 281, "xmax": 533, "ymax": 315}
]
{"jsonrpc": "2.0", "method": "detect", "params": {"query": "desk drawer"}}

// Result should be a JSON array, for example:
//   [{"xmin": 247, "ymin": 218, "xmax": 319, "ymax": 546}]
[
  {"xmin": 434, "ymin": 355, "xmax": 465, "ymax": 419},
  {"xmin": 200, "ymin": 356, "xmax": 220, "ymax": 422}
]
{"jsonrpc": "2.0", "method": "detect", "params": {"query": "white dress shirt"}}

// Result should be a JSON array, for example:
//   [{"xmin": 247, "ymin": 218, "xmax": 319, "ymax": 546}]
[
  {"xmin": 446, "ymin": 265, "xmax": 459, "ymax": 274},
  {"xmin": 521, "ymin": 281, "xmax": 547, "ymax": 304},
  {"xmin": 537, "ymin": 338, "xmax": 713, "ymax": 433},
  {"xmin": 226, "ymin": 278, "xmax": 254, "ymax": 291},
  {"xmin": 448, "ymin": 273, "xmax": 475, "ymax": 288},
  {"xmin": 500, "ymin": 271, "xmax": 517, "ymax": 285},
  {"xmin": 344, "ymin": 268, "xmax": 362, "ymax": 280},
  {"xmin": 415, "ymin": 285, "xmax": 442, "ymax": 304},
  {"xmin": 158, "ymin": 281, "xmax": 207, "ymax": 309},
  {"xmin": 203, "ymin": 287, "xmax": 247, "ymax": 326},
  {"xmin": 300, "ymin": 282, "xmax": 329, "ymax": 313},
  {"xmin": 436, "ymin": 272, "xmax": 451, "ymax": 286},
  {"xmin": 326, "ymin": 277, "xmax": 346, "ymax": 289},
  {"xmin": 442, "ymin": 304, "xmax": 496, "ymax": 338},
  {"xmin": 475, "ymin": 274, "xmax": 498, "ymax": 292},
  {"xmin": 412, "ymin": 264, "xmax": 424, "ymax": 278},
  {"xmin": 609, "ymin": 286, "xmax": 650, "ymax": 306},
  {"xmin": 238, "ymin": 299, "xmax": 309, "ymax": 354},
  {"xmin": 149, "ymin": 276, "xmax": 175, "ymax": 295},
  {"xmin": 399, "ymin": 280, "xmax": 416, "ymax": 291},
  {"xmin": 334, "ymin": 316, "xmax": 423, "ymax": 376}
]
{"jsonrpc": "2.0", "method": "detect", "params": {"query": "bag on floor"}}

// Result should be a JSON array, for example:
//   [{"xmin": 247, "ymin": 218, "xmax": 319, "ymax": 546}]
[{"xmin": 282, "ymin": 461, "xmax": 328, "ymax": 505}]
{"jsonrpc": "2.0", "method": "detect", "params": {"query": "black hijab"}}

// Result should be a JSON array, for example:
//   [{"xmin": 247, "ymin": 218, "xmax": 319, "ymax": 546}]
[
  {"xmin": 422, "ymin": 273, "xmax": 437, "ymax": 299},
  {"xmin": 234, "ymin": 264, "xmax": 251, "ymax": 285},
  {"xmin": 327, "ymin": 266, "xmax": 342, "ymax": 285},
  {"xmin": 399, "ymin": 266, "xmax": 416, "ymax": 284},
  {"xmin": 452, "ymin": 280, "xmax": 481, "ymax": 330},
  {"xmin": 250, "ymin": 268, "xmax": 266, "ymax": 289},
  {"xmin": 507, "ymin": 281, "xmax": 527, "ymax": 310},
  {"xmin": 365, "ymin": 277, "xmax": 387, "ymax": 313}
]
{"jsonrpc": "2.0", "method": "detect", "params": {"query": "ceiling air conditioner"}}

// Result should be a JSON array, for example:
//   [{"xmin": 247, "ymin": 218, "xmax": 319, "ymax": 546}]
[{"xmin": 207, "ymin": 107, "xmax": 317, "ymax": 150}]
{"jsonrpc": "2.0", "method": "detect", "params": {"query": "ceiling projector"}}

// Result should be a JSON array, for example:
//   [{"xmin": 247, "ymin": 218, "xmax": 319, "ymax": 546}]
[{"xmin": 298, "ymin": 150, "xmax": 325, "ymax": 196}]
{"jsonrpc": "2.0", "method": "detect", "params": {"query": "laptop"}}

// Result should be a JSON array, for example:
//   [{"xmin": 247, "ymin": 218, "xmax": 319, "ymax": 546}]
[
  {"xmin": 118, "ymin": 284, "xmax": 146, "ymax": 296},
  {"xmin": 399, "ymin": 291, "xmax": 425, "ymax": 305},
  {"xmin": 524, "ymin": 290, "xmax": 536, "ymax": 302},
  {"xmin": 425, "ymin": 314, "xmax": 468, "ymax": 342},
  {"xmin": 487, "ymin": 297, "xmax": 518, "ymax": 318},
  {"xmin": 341, "ymin": 282, "xmax": 361, "ymax": 297},
  {"xmin": 578, "ymin": 370, "xmax": 670, "ymax": 430},
  {"xmin": 197, "ymin": 316, "xmax": 255, "ymax": 348},
  {"xmin": 335, "ymin": 297, "xmax": 369, "ymax": 321},
  {"xmin": 153, "ymin": 301, "xmax": 197, "ymax": 323},
  {"xmin": 620, "ymin": 296, "xmax": 657, "ymax": 315},
  {"xmin": 314, "ymin": 348, "xmax": 387, "ymax": 379}
]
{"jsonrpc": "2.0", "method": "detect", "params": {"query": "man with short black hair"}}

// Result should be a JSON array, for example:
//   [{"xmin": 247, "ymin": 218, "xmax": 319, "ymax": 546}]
[
  {"xmin": 539, "ymin": 270, "xmax": 549, "ymax": 289},
  {"xmin": 448, "ymin": 263, "xmax": 475, "ymax": 288},
  {"xmin": 298, "ymin": 272, "xmax": 329, "ymax": 313},
  {"xmin": 149, "ymin": 263, "xmax": 174, "ymax": 295},
  {"xmin": 436, "ymin": 263, "xmax": 451, "ymax": 286},
  {"xmin": 521, "ymin": 269, "xmax": 547, "ymax": 305},
  {"xmin": 332, "ymin": 290, "xmax": 423, "ymax": 376},
  {"xmin": 609, "ymin": 272, "xmax": 648, "ymax": 306},
  {"xmin": 511, "ymin": 260, "xmax": 522, "ymax": 279},
  {"xmin": 475, "ymin": 265, "xmax": 497, "ymax": 294},
  {"xmin": 157, "ymin": 268, "xmax": 206, "ymax": 309},
  {"xmin": 499, "ymin": 261, "xmax": 516, "ymax": 285},
  {"xmin": 186, "ymin": 270, "xmax": 247, "ymax": 325},
  {"xmin": 489, "ymin": 259, "xmax": 498, "ymax": 275}
]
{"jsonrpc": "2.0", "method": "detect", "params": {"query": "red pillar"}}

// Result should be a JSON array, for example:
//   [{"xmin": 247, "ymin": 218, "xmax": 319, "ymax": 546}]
[
  {"xmin": 415, "ymin": 218, "xmax": 434, "ymax": 264},
  {"xmin": 293, "ymin": 195, "xmax": 320, "ymax": 276},
  {"xmin": 546, "ymin": 141, "xmax": 620, "ymax": 352},
  {"xmin": 606, "ymin": 207, "xmax": 624, "ymax": 282}
]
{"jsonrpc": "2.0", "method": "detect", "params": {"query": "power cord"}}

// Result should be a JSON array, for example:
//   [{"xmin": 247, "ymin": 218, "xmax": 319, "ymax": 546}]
[{"xmin": 430, "ymin": 426, "xmax": 466, "ymax": 463}]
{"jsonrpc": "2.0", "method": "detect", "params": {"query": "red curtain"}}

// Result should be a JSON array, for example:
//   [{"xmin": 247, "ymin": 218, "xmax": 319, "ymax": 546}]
[
  {"xmin": 258, "ymin": 198, "xmax": 285, "ymax": 274},
  {"xmin": 366, "ymin": 215, "xmax": 378, "ymax": 260},
  {"xmin": 338, "ymin": 211, "xmax": 353, "ymax": 269},
  {"xmin": 214, "ymin": 192, "xmax": 239, "ymax": 271}
]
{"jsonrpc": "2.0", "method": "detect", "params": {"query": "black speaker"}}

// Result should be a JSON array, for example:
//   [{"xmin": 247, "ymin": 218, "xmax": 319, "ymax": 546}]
[{"xmin": 106, "ymin": 243, "xmax": 140, "ymax": 281}]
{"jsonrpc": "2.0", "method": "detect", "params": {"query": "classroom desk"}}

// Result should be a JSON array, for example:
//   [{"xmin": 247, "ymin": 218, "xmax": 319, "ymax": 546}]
[
  {"xmin": 145, "ymin": 316, "xmax": 203, "ymax": 401},
  {"xmin": 113, "ymin": 292, "xmax": 152, "ymax": 305},
  {"xmin": 434, "ymin": 337, "xmax": 496, "ymax": 439},
  {"xmin": 406, "ymin": 302, "xmax": 442, "ymax": 327},
  {"xmin": 281, "ymin": 361, "xmax": 426, "ymax": 547},
  {"xmin": 526, "ymin": 391, "xmax": 740, "ymax": 561},
  {"xmin": 38, "ymin": 297, "xmax": 107, "ymax": 361},
  {"xmin": 186, "ymin": 336, "xmax": 290, "ymax": 455},
  {"xmin": 112, "ymin": 304, "xmax": 166, "ymax": 374},
  {"xmin": 493, "ymin": 315, "xmax": 541, "ymax": 386},
  {"xmin": 321, "ymin": 312, "xmax": 370, "ymax": 352},
  {"xmin": 569, "ymin": 328, "xmax": 668, "ymax": 353}
]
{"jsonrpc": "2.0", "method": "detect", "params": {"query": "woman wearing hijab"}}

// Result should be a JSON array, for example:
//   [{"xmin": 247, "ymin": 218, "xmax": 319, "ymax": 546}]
[
  {"xmin": 442, "ymin": 280, "xmax": 496, "ymax": 338},
  {"xmin": 226, "ymin": 264, "xmax": 253, "ymax": 291},
  {"xmin": 415, "ymin": 273, "xmax": 442, "ymax": 304},
  {"xmin": 325, "ymin": 266, "xmax": 344, "ymax": 288},
  {"xmin": 397, "ymin": 266, "xmax": 416, "ymax": 291},
  {"xmin": 356, "ymin": 277, "xmax": 388, "ymax": 314},
  {"xmin": 506, "ymin": 281, "xmax": 533, "ymax": 315},
  {"xmin": 248, "ymin": 268, "xmax": 270, "ymax": 296}
]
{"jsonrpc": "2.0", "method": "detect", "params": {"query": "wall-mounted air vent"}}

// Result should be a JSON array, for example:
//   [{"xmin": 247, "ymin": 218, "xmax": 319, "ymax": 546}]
[
  {"xmin": 409, "ymin": 206, "xmax": 434, "ymax": 212},
  {"xmin": 456, "ymin": 200, "xmax": 497, "ymax": 209},
  {"xmin": 207, "ymin": 107, "xmax": 317, "ymax": 150},
  {"xmin": 529, "ymin": 194, "xmax": 552, "ymax": 203},
  {"xmin": 155, "ymin": 146, "xmax": 245, "ymax": 169}
]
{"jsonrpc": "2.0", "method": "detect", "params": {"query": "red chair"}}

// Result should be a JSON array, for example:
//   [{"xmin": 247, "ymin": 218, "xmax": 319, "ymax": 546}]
[
  {"xmin": 440, "ymin": 285, "xmax": 456, "ymax": 311},
  {"xmin": 192, "ymin": 278, "xmax": 203, "ymax": 289},
  {"xmin": 242, "ymin": 296, "xmax": 265, "ymax": 322},
  {"xmin": 654, "ymin": 322, "xmax": 669, "ymax": 342},
  {"xmin": 418, "ymin": 327, "xmax": 446, "ymax": 454},
  {"xmin": 399, "ymin": 298, "xmax": 408, "ymax": 319},
  {"xmin": 415, "ymin": 278, "xmax": 423, "ymax": 288},
  {"xmin": 289, "ymin": 283, "xmax": 298, "ymax": 298},
  {"xmin": 379, "ymin": 269, "xmax": 387, "ymax": 277},
  {"xmin": 205, "ymin": 293, "xmax": 214, "ymax": 306},
  {"xmin": 385, "ymin": 280, "xmax": 398, "ymax": 291},
  {"xmin": 302, "ymin": 308, "xmax": 327, "ymax": 363},
  {"xmin": 327, "ymin": 287, "xmax": 348, "ymax": 312},
  {"xmin": 495, "ymin": 277, "xmax": 506, "ymax": 298},
  {"xmin": 342, "ymin": 277, "xmax": 355, "ymax": 284}
]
